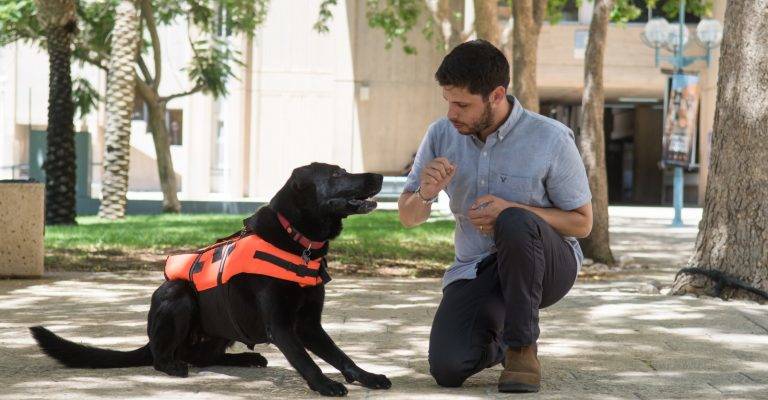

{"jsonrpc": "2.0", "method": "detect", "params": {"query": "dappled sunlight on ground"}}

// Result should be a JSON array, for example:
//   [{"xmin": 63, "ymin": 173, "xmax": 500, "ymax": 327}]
[
  {"xmin": 1, "ymin": 208, "xmax": 767, "ymax": 399},
  {"xmin": 0, "ymin": 271, "xmax": 766, "ymax": 399}
]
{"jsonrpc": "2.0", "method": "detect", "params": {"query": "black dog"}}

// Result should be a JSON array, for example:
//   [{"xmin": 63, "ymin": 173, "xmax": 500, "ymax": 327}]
[{"xmin": 30, "ymin": 163, "xmax": 390, "ymax": 396}]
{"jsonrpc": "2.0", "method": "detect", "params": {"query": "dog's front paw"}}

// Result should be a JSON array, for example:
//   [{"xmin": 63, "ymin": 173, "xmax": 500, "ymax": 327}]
[
  {"xmin": 354, "ymin": 371, "xmax": 391, "ymax": 390},
  {"xmin": 310, "ymin": 377, "xmax": 348, "ymax": 397}
]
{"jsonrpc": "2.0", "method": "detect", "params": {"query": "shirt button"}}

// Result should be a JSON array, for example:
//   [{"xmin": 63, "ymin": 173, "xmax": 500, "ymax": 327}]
[
  {"xmin": 480, "ymin": 179, "xmax": 485, "ymax": 184},
  {"xmin": 483, "ymin": 151, "xmax": 488, "ymax": 156}
]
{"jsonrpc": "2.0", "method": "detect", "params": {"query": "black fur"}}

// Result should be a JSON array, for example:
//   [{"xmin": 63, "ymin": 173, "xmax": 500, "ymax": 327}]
[{"xmin": 29, "ymin": 163, "xmax": 389, "ymax": 397}]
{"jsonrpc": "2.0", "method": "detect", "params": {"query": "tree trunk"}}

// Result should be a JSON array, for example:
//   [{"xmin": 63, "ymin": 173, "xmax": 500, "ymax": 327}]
[
  {"xmin": 671, "ymin": 0, "xmax": 768, "ymax": 302},
  {"xmin": 135, "ymin": 0, "xmax": 180, "ymax": 213},
  {"xmin": 98, "ymin": 0, "xmax": 140, "ymax": 220},
  {"xmin": 437, "ymin": 0, "xmax": 466, "ymax": 50},
  {"xmin": 511, "ymin": 0, "xmax": 545, "ymax": 113},
  {"xmin": 146, "ymin": 98, "xmax": 180, "ymax": 213},
  {"xmin": 36, "ymin": 0, "xmax": 78, "ymax": 225},
  {"xmin": 578, "ymin": 0, "xmax": 614, "ymax": 265},
  {"xmin": 474, "ymin": 0, "xmax": 499, "ymax": 47}
]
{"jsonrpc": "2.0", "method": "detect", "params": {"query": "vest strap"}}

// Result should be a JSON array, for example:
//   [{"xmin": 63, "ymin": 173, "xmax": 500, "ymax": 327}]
[{"xmin": 253, "ymin": 250, "xmax": 321, "ymax": 278}]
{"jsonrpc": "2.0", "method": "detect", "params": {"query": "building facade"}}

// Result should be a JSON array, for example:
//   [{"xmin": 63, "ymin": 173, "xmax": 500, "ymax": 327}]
[{"xmin": 0, "ymin": 0, "xmax": 724, "ymax": 205}]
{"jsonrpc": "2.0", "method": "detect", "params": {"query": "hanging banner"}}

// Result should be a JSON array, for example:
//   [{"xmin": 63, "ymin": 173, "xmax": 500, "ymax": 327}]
[{"xmin": 662, "ymin": 74, "xmax": 700, "ymax": 167}]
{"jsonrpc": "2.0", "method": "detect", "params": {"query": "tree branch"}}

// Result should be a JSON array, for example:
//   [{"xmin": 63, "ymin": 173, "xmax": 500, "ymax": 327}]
[
  {"xmin": 137, "ymin": 55, "xmax": 154, "ymax": 85},
  {"xmin": 140, "ymin": 0, "xmax": 161, "ymax": 90},
  {"xmin": 134, "ymin": 12, "xmax": 144, "ymax": 66},
  {"xmin": 159, "ymin": 84, "xmax": 205, "ymax": 104},
  {"xmin": 135, "ymin": 78, "xmax": 156, "ymax": 104},
  {"xmin": 77, "ymin": 50, "xmax": 108, "ymax": 71}
]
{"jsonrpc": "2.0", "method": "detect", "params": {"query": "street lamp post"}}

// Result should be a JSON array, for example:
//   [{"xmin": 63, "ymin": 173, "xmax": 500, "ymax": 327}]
[{"xmin": 641, "ymin": 0, "xmax": 722, "ymax": 227}]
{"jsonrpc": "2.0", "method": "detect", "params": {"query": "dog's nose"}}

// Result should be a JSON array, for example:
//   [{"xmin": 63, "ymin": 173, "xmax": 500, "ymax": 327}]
[{"xmin": 371, "ymin": 174, "xmax": 383, "ymax": 188}]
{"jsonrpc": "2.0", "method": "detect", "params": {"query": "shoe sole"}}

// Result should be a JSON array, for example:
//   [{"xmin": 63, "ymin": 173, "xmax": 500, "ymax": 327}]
[{"xmin": 498, "ymin": 382, "xmax": 540, "ymax": 393}]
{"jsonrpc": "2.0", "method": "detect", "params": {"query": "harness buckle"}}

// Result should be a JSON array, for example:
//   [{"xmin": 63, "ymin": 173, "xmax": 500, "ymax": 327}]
[{"xmin": 301, "ymin": 244, "xmax": 312, "ymax": 265}]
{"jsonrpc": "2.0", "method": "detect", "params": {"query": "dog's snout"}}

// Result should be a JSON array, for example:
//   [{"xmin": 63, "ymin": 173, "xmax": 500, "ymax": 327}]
[{"xmin": 369, "ymin": 173, "xmax": 383, "ymax": 191}]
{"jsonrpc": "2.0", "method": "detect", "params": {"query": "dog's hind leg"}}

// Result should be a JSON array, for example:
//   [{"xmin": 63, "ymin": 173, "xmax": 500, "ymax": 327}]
[
  {"xmin": 147, "ymin": 281, "xmax": 197, "ymax": 377},
  {"xmin": 184, "ymin": 337, "xmax": 268, "ymax": 368}
]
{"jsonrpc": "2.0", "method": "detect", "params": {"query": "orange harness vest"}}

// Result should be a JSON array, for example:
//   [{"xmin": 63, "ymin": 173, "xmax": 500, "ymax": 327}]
[{"xmin": 164, "ymin": 233, "xmax": 330, "ymax": 291}]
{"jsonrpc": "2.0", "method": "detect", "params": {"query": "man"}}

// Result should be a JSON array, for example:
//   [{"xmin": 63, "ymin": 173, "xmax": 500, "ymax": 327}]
[{"xmin": 398, "ymin": 40, "xmax": 592, "ymax": 393}]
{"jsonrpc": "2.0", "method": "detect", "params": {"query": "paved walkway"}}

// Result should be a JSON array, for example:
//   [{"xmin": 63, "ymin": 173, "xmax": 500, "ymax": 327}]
[{"xmin": 1, "ymin": 207, "xmax": 767, "ymax": 399}]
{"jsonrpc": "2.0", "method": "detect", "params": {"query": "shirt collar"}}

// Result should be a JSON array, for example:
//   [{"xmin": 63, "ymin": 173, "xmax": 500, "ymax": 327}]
[
  {"xmin": 466, "ymin": 95, "xmax": 524, "ymax": 145},
  {"xmin": 497, "ymin": 95, "xmax": 524, "ymax": 141}
]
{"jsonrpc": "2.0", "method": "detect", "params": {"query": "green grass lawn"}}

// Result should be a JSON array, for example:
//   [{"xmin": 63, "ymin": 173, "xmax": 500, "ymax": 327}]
[{"xmin": 44, "ymin": 211, "xmax": 456, "ymax": 276}]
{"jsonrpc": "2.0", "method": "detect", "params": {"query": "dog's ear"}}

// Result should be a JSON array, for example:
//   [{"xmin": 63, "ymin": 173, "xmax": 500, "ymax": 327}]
[{"xmin": 290, "ymin": 167, "xmax": 312, "ymax": 193}]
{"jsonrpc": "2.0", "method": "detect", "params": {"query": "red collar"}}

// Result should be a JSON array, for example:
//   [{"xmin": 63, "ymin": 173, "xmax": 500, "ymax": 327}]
[{"xmin": 276, "ymin": 212, "xmax": 327, "ymax": 250}]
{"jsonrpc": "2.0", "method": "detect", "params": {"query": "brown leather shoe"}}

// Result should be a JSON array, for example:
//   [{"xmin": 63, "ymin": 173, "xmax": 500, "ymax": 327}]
[{"xmin": 498, "ymin": 343, "xmax": 540, "ymax": 393}]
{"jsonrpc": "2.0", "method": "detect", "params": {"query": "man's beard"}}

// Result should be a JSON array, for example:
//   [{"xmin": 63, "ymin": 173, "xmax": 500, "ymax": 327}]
[{"xmin": 457, "ymin": 101, "xmax": 493, "ymax": 137}]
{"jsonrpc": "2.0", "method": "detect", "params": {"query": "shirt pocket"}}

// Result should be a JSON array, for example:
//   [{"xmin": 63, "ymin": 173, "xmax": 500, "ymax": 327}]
[{"xmin": 490, "ymin": 169, "xmax": 534, "ymax": 204}]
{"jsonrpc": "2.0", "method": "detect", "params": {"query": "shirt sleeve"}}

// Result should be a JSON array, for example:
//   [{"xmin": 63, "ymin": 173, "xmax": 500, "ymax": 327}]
[
  {"xmin": 545, "ymin": 131, "xmax": 592, "ymax": 211},
  {"xmin": 403, "ymin": 123, "xmax": 438, "ymax": 193}
]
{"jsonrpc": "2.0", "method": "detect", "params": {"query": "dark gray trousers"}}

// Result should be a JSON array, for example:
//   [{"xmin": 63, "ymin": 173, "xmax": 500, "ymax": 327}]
[{"xmin": 428, "ymin": 207, "xmax": 578, "ymax": 387}]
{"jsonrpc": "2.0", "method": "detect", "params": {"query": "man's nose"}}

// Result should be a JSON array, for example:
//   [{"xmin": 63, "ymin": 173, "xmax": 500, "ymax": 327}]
[{"xmin": 447, "ymin": 107, "xmax": 459, "ymax": 120}]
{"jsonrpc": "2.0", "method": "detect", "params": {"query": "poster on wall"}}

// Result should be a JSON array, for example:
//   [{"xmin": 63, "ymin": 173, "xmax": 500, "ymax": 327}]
[{"xmin": 662, "ymin": 74, "xmax": 700, "ymax": 167}]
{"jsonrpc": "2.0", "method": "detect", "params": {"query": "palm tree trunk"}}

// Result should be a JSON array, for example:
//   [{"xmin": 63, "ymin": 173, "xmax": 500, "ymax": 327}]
[
  {"xmin": 578, "ymin": 0, "xmax": 614, "ymax": 265},
  {"xmin": 671, "ymin": 0, "xmax": 768, "ymax": 302},
  {"xmin": 99, "ymin": 0, "xmax": 140, "ymax": 219},
  {"xmin": 35, "ymin": 0, "xmax": 78, "ymax": 225}
]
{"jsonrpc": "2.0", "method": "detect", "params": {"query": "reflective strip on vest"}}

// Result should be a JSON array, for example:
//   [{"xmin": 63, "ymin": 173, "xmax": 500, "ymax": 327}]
[{"xmin": 164, "ymin": 234, "xmax": 325, "ymax": 291}]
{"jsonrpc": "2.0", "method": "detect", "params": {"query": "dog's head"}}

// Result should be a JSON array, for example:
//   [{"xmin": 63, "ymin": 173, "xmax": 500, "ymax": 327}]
[{"xmin": 272, "ymin": 163, "xmax": 383, "ymax": 219}]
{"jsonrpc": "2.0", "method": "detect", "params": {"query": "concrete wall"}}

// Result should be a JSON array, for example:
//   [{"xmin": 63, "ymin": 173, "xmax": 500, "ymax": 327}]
[
  {"xmin": 349, "ymin": 2, "xmax": 446, "ymax": 176},
  {"xmin": 536, "ymin": 22, "xmax": 708, "ymax": 104},
  {"xmin": 0, "ymin": 182, "xmax": 44, "ymax": 277}
]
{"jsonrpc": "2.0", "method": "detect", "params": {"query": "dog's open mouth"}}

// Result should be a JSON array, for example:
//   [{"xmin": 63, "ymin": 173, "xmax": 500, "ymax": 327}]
[{"xmin": 348, "ymin": 196, "xmax": 378, "ymax": 213}]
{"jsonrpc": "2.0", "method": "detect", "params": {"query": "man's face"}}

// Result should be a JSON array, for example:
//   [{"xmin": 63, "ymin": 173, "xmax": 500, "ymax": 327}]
[{"xmin": 442, "ymin": 85, "xmax": 493, "ymax": 137}]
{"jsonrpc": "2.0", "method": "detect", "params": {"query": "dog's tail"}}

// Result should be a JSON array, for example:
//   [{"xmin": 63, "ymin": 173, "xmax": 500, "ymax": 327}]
[{"xmin": 29, "ymin": 326, "xmax": 153, "ymax": 368}]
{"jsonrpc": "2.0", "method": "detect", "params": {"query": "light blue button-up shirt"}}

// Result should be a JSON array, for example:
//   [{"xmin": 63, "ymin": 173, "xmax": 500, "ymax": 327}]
[{"xmin": 404, "ymin": 96, "xmax": 592, "ymax": 289}]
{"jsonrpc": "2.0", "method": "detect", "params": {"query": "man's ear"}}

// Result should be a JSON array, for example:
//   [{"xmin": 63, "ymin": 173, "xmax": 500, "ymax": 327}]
[{"xmin": 492, "ymin": 86, "xmax": 506, "ymax": 105}]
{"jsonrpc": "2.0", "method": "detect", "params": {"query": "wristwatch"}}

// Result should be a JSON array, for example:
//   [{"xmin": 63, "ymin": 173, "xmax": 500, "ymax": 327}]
[{"xmin": 415, "ymin": 186, "xmax": 438, "ymax": 204}]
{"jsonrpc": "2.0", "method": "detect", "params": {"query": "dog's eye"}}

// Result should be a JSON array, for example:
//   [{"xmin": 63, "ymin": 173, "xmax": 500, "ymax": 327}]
[{"xmin": 332, "ymin": 171, "xmax": 342, "ymax": 178}]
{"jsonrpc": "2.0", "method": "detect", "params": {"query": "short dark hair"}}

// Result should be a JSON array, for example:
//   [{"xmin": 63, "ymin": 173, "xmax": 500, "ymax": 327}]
[{"xmin": 435, "ymin": 39, "xmax": 510, "ymax": 98}]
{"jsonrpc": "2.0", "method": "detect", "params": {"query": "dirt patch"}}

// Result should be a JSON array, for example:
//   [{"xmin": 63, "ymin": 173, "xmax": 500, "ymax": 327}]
[
  {"xmin": 45, "ymin": 249, "xmax": 447, "ymax": 278},
  {"xmin": 45, "ymin": 248, "xmax": 170, "ymax": 272}
]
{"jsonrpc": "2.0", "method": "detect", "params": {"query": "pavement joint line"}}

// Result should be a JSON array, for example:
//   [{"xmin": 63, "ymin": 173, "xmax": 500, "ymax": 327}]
[
  {"xmin": 739, "ymin": 372, "xmax": 758, "ymax": 383},
  {"xmin": 738, "ymin": 311, "xmax": 768, "ymax": 334},
  {"xmin": 707, "ymin": 382, "xmax": 724, "ymax": 394}
]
